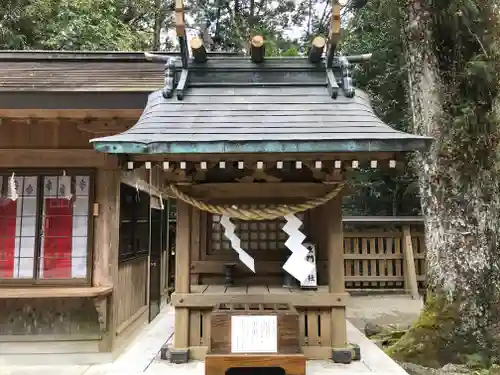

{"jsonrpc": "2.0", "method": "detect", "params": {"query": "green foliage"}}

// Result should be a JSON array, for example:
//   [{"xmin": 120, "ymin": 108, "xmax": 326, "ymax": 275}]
[
  {"xmin": 186, "ymin": 0, "xmax": 305, "ymax": 54},
  {"xmin": 340, "ymin": 0, "xmax": 420, "ymax": 216},
  {"xmin": 0, "ymin": 0, "xmax": 157, "ymax": 50},
  {"xmin": 33, "ymin": 0, "xmax": 149, "ymax": 50}
]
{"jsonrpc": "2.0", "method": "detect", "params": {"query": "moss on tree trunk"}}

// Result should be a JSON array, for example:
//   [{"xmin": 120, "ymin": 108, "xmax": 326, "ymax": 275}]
[{"xmin": 387, "ymin": 296, "xmax": 482, "ymax": 368}]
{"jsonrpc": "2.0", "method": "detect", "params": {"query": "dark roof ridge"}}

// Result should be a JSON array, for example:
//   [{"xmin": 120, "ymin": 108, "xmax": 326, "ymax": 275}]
[{"xmin": 0, "ymin": 50, "xmax": 241, "ymax": 62}]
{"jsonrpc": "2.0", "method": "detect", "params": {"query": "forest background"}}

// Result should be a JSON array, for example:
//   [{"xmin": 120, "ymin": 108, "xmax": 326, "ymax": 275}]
[{"xmin": 0, "ymin": 0, "xmax": 417, "ymax": 217}]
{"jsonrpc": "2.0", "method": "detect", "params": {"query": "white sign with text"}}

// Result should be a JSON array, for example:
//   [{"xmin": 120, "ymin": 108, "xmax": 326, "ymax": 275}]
[{"xmin": 231, "ymin": 315, "xmax": 278, "ymax": 353}]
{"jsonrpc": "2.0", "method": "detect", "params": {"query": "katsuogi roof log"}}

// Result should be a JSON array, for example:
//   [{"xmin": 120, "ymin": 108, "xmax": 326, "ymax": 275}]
[
  {"xmin": 308, "ymin": 36, "xmax": 327, "ymax": 64},
  {"xmin": 250, "ymin": 35, "xmax": 265, "ymax": 63},
  {"xmin": 190, "ymin": 37, "xmax": 207, "ymax": 63}
]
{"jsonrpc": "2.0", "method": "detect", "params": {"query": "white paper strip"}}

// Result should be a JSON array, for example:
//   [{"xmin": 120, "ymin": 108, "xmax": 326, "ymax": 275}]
[
  {"xmin": 220, "ymin": 215, "xmax": 255, "ymax": 273},
  {"xmin": 8, "ymin": 173, "xmax": 18, "ymax": 201},
  {"xmin": 282, "ymin": 214, "xmax": 315, "ymax": 283},
  {"xmin": 300, "ymin": 243, "xmax": 318, "ymax": 288}
]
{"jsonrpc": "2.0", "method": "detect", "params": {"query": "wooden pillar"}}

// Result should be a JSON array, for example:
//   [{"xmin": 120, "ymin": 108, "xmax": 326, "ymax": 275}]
[
  {"xmin": 402, "ymin": 225, "xmax": 419, "ymax": 300},
  {"xmin": 173, "ymin": 200, "xmax": 192, "ymax": 354},
  {"xmin": 190, "ymin": 207, "xmax": 201, "ymax": 284},
  {"xmin": 324, "ymin": 194, "xmax": 347, "ymax": 349},
  {"xmin": 93, "ymin": 167, "xmax": 121, "ymax": 352}
]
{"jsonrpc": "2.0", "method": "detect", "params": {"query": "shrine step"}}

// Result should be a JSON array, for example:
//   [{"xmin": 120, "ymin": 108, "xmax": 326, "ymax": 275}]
[{"xmin": 205, "ymin": 354, "xmax": 306, "ymax": 375}]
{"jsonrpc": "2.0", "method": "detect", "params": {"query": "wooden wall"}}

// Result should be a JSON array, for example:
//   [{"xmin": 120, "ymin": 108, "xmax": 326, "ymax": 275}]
[
  {"xmin": 0, "ymin": 120, "xmax": 119, "ymax": 358},
  {"xmin": 0, "ymin": 118, "xmax": 159, "ymax": 359},
  {"xmin": 113, "ymin": 257, "xmax": 149, "ymax": 343},
  {"xmin": 0, "ymin": 118, "xmax": 134, "ymax": 150},
  {"xmin": 0, "ymin": 119, "xmax": 92, "ymax": 149}
]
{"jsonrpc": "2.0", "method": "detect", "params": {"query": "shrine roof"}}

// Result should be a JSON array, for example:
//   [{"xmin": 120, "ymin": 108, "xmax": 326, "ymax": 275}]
[
  {"xmin": 0, "ymin": 51, "xmax": 432, "ymax": 154},
  {"xmin": 90, "ymin": 54, "xmax": 431, "ymax": 154},
  {"xmin": 91, "ymin": 85, "xmax": 430, "ymax": 154}
]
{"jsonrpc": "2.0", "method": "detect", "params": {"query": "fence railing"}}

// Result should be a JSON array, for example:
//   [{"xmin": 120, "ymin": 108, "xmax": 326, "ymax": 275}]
[{"xmin": 343, "ymin": 216, "xmax": 425, "ymax": 297}]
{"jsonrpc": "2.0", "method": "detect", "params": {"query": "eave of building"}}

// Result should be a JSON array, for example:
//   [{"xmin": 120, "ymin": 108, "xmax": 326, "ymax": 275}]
[{"xmin": 92, "ymin": 138, "xmax": 430, "ymax": 155}]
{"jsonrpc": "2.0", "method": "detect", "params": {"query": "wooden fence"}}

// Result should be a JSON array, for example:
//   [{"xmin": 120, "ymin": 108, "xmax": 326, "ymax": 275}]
[{"xmin": 343, "ymin": 216, "xmax": 425, "ymax": 298}]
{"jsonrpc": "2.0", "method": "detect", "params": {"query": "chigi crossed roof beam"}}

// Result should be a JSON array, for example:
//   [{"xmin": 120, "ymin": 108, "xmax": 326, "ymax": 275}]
[{"xmin": 143, "ymin": 0, "xmax": 371, "ymax": 102}]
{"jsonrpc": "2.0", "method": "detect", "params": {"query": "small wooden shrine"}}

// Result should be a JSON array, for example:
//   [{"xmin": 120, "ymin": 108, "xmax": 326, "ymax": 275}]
[{"xmin": 90, "ymin": 0, "xmax": 432, "ymax": 366}]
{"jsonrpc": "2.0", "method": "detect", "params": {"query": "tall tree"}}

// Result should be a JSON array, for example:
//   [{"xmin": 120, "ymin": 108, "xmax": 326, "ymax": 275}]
[{"xmin": 386, "ymin": 0, "xmax": 500, "ymax": 368}]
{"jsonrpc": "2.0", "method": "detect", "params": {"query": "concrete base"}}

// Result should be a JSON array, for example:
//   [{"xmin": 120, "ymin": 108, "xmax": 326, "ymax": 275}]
[
  {"xmin": 331, "ymin": 348, "xmax": 352, "ymax": 364},
  {"xmin": 169, "ymin": 348, "xmax": 189, "ymax": 364},
  {"xmin": 0, "ymin": 309, "xmax": 409, "ymax": 375}
]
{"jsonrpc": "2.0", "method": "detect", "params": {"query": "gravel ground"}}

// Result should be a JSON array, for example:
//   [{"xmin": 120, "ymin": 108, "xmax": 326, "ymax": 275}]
[{"xmin": 347, "ymin": 294, "xmax": 424, "ymax": 331}]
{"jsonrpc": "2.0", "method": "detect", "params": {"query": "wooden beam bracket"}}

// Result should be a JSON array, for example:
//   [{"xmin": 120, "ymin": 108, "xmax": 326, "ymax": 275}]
[
  {"xmin": 326, "ymin": 70, "xmax": 339, "ymax": 99},
  {"xmin": 93, "ymin": 296, "xmax": 108, "ymax": 332},
  {"xmin": 176, "ymin": 69, "xmax": 190, "ymax": 100}
]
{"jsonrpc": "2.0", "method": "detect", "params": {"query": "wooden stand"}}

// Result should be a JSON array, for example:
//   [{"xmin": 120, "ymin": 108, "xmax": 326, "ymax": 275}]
[
  {"xmin": 205, "ymin": 303, "xmax": 306, "ymax": 375},
  {"xmin": 206, "ymin": 354, "xmax": 306, "ymax": 375}
]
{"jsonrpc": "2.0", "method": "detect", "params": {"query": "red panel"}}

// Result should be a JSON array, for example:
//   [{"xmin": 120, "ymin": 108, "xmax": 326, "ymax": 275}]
[
  {"xmin": 0, "ymin": 199, "xmax": 16, "ymax": 278},
  {"xmin": 43, "ymin": 198, "xmax": 73, "ymax": 279}
]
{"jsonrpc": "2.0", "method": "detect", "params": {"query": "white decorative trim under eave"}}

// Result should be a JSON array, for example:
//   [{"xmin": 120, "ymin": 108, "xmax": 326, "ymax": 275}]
[{"xmin": 125, "ymin": 159, "xmax": 401, "ymax": 171}]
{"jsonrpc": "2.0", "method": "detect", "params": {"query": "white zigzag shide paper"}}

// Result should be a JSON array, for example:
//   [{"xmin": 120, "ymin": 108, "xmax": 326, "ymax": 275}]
[
  {"xmin": 220, "ymin": 215, "xmax": 256, "ymax": 273},
  {"xmin": 282, "ymin": 214, "xmax": 315, "ymax": 283},
  {"xmin": 219, "ymin": 214, "xmax": 314, "ymax": 282}
]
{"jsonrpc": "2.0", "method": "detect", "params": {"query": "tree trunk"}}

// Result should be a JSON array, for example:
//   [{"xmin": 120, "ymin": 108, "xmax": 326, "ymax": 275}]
[{"xmin": 389, "ymin": 0, "xmax": 500, "ymax": 367}]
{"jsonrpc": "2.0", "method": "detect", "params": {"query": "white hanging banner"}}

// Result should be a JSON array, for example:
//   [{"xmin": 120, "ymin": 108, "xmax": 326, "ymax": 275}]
[
  {"xmin": 282, "ymin": 214, "xmax": 315, "ymax": 283},
  {"xmin": 300, "ymin": 243, "xmax": 318, "ymax": 289},
  {"xmin": 8, "ymin": 173, "xmax": 18, "ymax": 201},
  {"xmin": 220, "ymin": 215, "xmax": 256, "ymax": 273}
]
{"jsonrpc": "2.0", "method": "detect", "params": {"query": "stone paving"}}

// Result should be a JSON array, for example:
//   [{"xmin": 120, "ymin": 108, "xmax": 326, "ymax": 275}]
[{"xmin": 0, "ymin": 294, "xmax": 422, "ymax": 375}]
